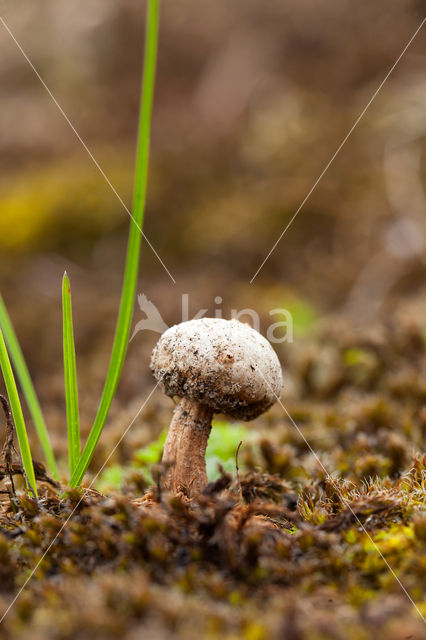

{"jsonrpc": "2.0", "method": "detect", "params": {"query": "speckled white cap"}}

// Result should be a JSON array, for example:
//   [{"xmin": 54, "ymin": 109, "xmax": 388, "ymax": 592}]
[{"xmin": 151, "ymin": 318, "xmax": 283, "ymax": 420}]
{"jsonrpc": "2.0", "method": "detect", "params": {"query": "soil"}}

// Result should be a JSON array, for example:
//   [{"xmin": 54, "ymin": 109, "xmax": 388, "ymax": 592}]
[{"xmin": 0, "ymin": 310, "xmax": 425, "ymax": 640}]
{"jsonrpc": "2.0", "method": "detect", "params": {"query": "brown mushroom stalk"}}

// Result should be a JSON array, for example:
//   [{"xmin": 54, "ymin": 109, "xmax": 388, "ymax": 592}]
[{"xmin": 162, "ymin": 398, "xmax": 213, "ymax": 494}]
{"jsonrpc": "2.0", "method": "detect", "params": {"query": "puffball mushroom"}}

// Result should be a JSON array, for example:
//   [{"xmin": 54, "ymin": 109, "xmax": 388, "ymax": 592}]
[{"xmin": 150, "ymin": 318, "xmax": 283, "ymax": 496}]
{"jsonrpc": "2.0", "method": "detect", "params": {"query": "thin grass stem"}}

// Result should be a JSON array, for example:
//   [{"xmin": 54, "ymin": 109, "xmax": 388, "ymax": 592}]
[
  {"xmin": 70, "ymin": 0, "xmax": 160, "ymax": 487},
  {"xmin": 62, "ymin": 273, "xmax": 80, "ymax": 476},
  {"xmin": 0, "ymin": 328, "xmax": 38, "ymax": 497}
]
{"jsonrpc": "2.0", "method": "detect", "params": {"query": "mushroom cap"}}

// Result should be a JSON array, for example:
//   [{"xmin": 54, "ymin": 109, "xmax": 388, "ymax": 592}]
[{"xmin": 151, "ymin": 318, "xmax": 283, "ymax": 420}]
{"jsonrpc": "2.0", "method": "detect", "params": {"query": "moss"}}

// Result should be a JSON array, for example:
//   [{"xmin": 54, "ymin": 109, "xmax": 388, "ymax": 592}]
[
  {"xmin": 0, "ymin": 157, "xmax": 132, "ymax": 251},
  {"xmin": 0, "ymin": 319, "xmax": 425, "ymax": 639}
]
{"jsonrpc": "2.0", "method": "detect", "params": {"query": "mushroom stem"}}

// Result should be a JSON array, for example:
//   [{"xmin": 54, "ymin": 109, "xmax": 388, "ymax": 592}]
[{"xmin": 162, "ymin": 397, "xmax": 213, "ymax": 496}]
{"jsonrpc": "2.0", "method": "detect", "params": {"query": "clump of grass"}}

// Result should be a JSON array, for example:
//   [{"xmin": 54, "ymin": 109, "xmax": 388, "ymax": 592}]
[
  {"xmin": 0, "ymin": 0, "xmax": 160, "ymax": 491},
  {"xmin": 0, "ymin": 295, "xmax": 59, "ymax": 480},
  {"xmin": 0, "ymin": 329, "xmax": 37, "ymax": 497}
]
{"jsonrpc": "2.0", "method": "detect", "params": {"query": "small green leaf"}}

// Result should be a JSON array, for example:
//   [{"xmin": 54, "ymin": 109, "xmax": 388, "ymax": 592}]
[
  {"xmin": 95, "ymin": 465, "xmax": 126, "ymax": 493},
  {"xmin": 135, "ymin": 431, "xmax": 167, "ymax": 466}
]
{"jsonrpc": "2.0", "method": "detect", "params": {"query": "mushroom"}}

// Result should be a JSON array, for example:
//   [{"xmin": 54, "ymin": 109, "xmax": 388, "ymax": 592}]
[{"xmin": 150, "ymin": 317, "xmax": 283, "ymax": 496}]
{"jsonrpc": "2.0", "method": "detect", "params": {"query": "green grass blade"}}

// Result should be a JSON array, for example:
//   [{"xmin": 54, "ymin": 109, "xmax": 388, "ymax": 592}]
[
  {"xmin": 0, "ymin": 328, "xmax": 38, "ymax": 497},
  {"xmin": 0, "ymin": 294, "xmax": 59, "ymax": 480},
  {"xmin": 62, "ymin": 272, "xmax": 80, "ymax": 476},
  {"xmin": 70, "ymin": 0, "xmax": 160, "ymax": 487}
]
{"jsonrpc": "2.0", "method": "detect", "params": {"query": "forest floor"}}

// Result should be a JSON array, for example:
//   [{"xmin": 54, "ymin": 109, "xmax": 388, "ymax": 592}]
[{"xmin": 0, "ymin": 303, "xmax": 425, "ymax": 640}]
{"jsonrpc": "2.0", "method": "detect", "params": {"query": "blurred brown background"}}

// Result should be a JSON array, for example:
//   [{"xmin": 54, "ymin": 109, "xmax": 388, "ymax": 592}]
[{"xmin": 0, "ymin": 0, "xmax": 425, "ymax": 465}]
